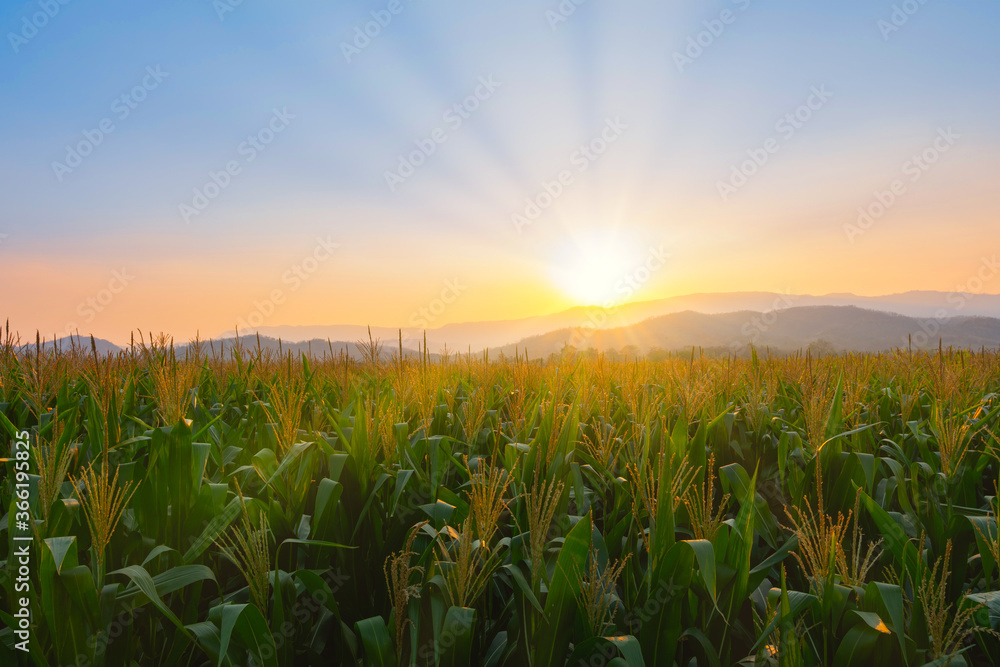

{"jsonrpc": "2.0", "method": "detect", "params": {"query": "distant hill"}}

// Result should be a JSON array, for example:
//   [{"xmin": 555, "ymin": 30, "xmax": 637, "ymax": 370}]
[
  {"xmin": 23, "ymin": 334, "xmax": 445, "ymax": 362},
  {"xmin": 175, "ymin": 336, "xmax": 442, "ymax": 362},
  {"xmin": 500, "ymin": 306, "xmax": 1000, "ymax": 357},
  {"xmin": 21, "ymin": 335, "xmax": 121, "ymax": 357}
]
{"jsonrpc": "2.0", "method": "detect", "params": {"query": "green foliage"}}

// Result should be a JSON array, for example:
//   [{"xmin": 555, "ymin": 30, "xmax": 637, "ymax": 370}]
[{"xmin": 0, "ymin": 341, "xmax": 998, "ymax": 665}]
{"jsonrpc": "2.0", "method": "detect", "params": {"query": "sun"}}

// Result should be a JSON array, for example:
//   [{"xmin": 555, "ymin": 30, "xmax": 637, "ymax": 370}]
[{"xmin": 549, "ymin": 234, "xmax": 639, "ymax": 307}]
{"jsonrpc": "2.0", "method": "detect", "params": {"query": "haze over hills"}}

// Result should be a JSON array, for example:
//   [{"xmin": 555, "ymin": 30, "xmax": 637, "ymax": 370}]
[
  {"xmin": 217, "ymin": 290, "xmax": 1000, "ymax": 351},
  {"xmin": 20, "ymin": 291, "xmax": 1000, "ymax": 357},
  {"xmin": 26, "ymin": 334, "xmax": 442, "ymax": 362},
  {"xmin": 501, "ymin": 306, "xmax": 1000, "ymax": 358},
  {"xmin": 30, "ymin": 305, "xmax": 1000, "ymax": 360}
]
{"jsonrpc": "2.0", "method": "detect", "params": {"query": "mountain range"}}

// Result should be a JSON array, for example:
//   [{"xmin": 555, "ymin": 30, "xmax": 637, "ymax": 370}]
[
  {"xmin": 215, "ymin": 290, "xmax": 1000, "ymax": 352},
  {"xmin": 21, "ymin": 290, "xmax": 1000, "ymax": 357},
  {"xmin": 499, "ymin": 306, "xmax": 1000, "ymax": 358}
]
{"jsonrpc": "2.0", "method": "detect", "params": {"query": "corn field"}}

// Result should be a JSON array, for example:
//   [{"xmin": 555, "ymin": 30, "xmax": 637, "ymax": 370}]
[{"xmin": 2, "ymin": 332, "xmax": 999, "ymax": 666}]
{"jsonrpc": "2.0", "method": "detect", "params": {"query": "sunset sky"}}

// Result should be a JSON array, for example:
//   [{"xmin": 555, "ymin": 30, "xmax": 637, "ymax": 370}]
[{"xmin": 1, "ymin": 0, "xmax": 998, "ymax": 344}]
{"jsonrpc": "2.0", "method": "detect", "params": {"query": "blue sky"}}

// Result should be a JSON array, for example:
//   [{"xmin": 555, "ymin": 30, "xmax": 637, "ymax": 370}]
[{"xmin": 1, "ymin": 0, "xmax": 998, "ymax": 341}]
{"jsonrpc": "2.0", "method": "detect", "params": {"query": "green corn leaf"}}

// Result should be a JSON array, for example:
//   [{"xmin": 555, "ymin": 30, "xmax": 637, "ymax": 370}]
[
  {"xmin": 217, "ymin": 603, "xmax": 278, "ymax": 667},
  {"xmin": 438, "ymin": 606, "xmax": 476, "ymax": 667},
  {"xmin": 354, "ymin": 615, "xmax": 396, "ymax": 667},
  {"xmin": 536, "ymin": 512, "xmax": 592, "ymax": 667}
]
